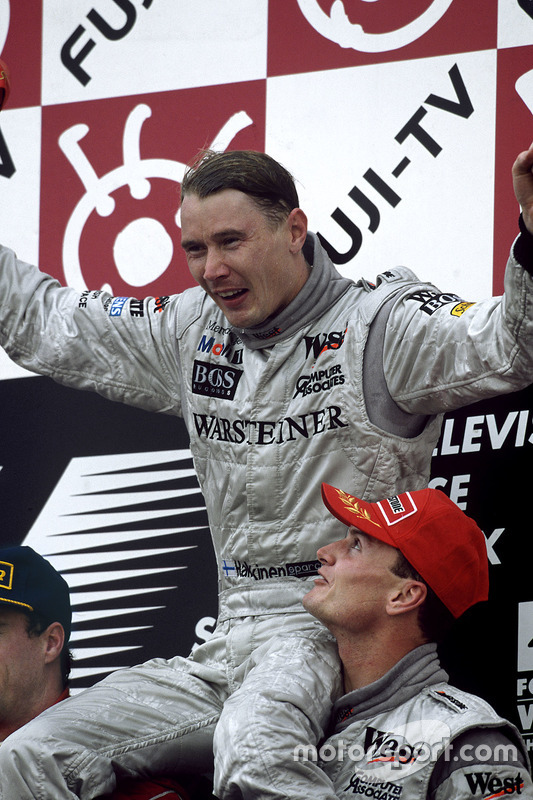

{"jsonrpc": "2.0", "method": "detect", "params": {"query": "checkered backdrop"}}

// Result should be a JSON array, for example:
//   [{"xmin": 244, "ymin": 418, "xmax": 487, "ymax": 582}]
[{"xmin": 1, "ymin": 0, "xmax": 533, "ymax": 757}]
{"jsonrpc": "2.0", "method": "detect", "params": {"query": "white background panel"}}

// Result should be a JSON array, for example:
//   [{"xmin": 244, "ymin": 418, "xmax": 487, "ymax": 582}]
[
  {"xmin": 498, "ymin": 0, "xmax": 533, "ymax": 48},
  {"xmin": 266, "ymin": 49, "xmax": 497, "ymax": 299},
  {"xmin": 0, "ymin": 106, "xmax": 41, "ymax": 261},
  {"xmin": 42, "ymin": 0, "xmax": 269, "ymax": 105}
]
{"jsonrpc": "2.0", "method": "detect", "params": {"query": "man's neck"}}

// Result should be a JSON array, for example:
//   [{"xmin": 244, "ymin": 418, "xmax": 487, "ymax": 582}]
[
  {"xmin": 0, "ymin": 684, "xmax": 66, "ymax": 742},
  {"xmin": 335, "ymin": 628, "xmax": 425, "ymax": 693}
]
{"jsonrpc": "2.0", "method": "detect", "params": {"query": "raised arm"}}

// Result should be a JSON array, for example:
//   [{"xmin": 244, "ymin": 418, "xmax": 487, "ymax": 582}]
[
  {"xmin": 0, "ymin": 247, "xmax": 187, "ymax": 415},
  {"xmin": 382, "ymin": 145, "xmax": 533, "ymax": 416},
  {"xmin": 513, "ymin": 141, "xmax": 533, "ymax": 235}
]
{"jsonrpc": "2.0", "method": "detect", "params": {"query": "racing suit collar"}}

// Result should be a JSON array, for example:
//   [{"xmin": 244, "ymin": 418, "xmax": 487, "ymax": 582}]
[{"xmin": 331, "ymin": 643, "xmax": 449, "ymax": 731}]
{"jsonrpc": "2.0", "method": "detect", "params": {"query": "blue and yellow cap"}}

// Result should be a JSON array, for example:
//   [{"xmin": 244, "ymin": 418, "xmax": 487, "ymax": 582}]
[{"xmin": 0, "ymin": 546, "xmax": 71, "ymax": 640}]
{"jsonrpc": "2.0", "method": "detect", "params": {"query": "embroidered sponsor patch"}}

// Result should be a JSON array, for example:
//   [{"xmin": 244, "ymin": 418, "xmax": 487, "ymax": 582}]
[
  {"xmin": 192, "ymin": 360, "xmax": 242, "ymax": 399},
  {"xmin": 0, "ymin": 560, "xmax": 14, "ymax": 590},
  {"xmin": 377, "ymin": 493, "xmax": 418, "ymax": 526},
  {"xmin": 109, "ymin": 296, "xmax": 129, "ymax": 317},
  {"xmin": 222, "ymin": 558, "xmax": 320, "ymax": 580},
  {"xmin": 450, "ymin": 301, "xmax": 475, "ymax": 317},
  {"xmin": 407, "ymin": 290, "xmax": 464, "ymax": 316}
]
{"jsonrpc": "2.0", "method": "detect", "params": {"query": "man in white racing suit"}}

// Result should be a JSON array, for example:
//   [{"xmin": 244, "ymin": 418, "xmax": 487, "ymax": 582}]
[
  {"xmin": 0, "ymin": 147, "xmax": 532, "ymax": 798},
  {"xmin": 293, "ymin": 482, "xmax": 533, "ymax": 799}
]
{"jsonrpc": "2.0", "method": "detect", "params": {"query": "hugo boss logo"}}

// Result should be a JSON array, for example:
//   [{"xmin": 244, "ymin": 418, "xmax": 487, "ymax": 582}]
[{"xmin": 192, "ymin": 360, "xmax": 243, "ymax": 399}]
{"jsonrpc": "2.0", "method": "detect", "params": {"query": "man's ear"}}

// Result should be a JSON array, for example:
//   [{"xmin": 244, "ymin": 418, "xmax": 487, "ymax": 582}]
[
  {"xmin": 43, "ymin": 622, "xmax": 65, "ymax": 664},
  {"xmin": 387, "ymin": 580, "xmax": 427, "ymax": 617},
  {"xmin": 287, "ymin": 208, "xmax": 308, "ymax": 253}
]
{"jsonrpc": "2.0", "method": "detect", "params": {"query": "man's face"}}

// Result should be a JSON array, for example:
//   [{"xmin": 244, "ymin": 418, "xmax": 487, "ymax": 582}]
[
  {"xmin": 180, "ymin": 189, "xmax": 308, "ymax": 329},
  {"xmin": 303, "ymin": 527, "xmax": 402, "ymax": 634},
  {"xmin": 0, "ymin": 609, "xmax": 51, "ymax": 736}
]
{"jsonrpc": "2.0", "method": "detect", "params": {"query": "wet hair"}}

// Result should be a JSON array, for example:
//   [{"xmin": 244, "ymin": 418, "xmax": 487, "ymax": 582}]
[
  {"xmin": 26, "ymin": 610, "xmax": 73, "ymax": 688},
  {"xmin": 390, "ymin": 551, "xmax": 455, "ymax": 643},
  {"xmin": 180, "ymin": 149, "xmax": 300, "ymax": 228}
]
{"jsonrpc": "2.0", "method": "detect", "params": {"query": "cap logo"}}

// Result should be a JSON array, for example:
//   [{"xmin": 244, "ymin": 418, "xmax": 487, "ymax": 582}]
[
  {"xmin": 334, "ymin": 489, "xmax": 382, "ymax": 528},
  {"xmin": 0, "ymin": 560, "xmax": 14, "ymax": 590},
  {"xmin": 378, "ymin": 493, "xmax": 418, "ymax": 526}
]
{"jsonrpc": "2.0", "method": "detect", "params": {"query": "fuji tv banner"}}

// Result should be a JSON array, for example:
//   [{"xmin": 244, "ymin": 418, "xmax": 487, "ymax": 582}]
[{"xmin": 0, "ymin": 0, "xmax": 532, "ymax": 759}]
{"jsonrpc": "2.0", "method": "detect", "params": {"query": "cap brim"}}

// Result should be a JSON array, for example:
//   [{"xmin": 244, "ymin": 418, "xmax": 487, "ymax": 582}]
[
  {"xmin": 0, "ymin": 596, "xmax": 34, "ymax": 613},
  {"xmin": 321, "ymin": 483, "xmax": 396, "ymax": 546}
]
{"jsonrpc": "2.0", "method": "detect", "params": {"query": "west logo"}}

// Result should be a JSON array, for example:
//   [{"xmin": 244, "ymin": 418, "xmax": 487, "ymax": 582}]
[
  {"xmin": 364, "ymin": 726, "xmax": 424, "ymax": 766},
  {"xmin": 465, "ymin": 772, "xmax": 524, "ymax": 796},
  {"xmin": 407, "ymin": 291, "xmax": 464, "ymax": 316},
  {"xmin": 303, "ymin": 328, "xmax": 346, "ymax": 359}
]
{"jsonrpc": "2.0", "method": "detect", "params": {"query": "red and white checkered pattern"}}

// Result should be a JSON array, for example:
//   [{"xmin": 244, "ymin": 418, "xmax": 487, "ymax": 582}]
[{"xmin": 1, "ymin": 0, "xmax": 532, "ymax": 318}]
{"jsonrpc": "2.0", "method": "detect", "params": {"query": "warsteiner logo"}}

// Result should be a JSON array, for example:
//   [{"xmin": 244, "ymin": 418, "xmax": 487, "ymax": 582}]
[
  {"xmin": 192, "ymin": 360, "xmax": 242, "ymax": 399},
  {"xmin": 193, "ymin": 406, "xmax": 348, "ymax": 445}
]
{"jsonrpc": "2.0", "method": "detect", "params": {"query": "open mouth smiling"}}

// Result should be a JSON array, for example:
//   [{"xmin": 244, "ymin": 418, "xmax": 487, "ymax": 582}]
[{"xmin": 217, "ymin": 289, "xmax": 247, "ymax": 299}]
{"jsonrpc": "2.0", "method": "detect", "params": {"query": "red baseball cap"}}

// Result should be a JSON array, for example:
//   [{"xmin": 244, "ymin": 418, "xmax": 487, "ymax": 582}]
[{"xmin": 321, "ymin": 484, "xmax": 489, "ymax": 618}]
